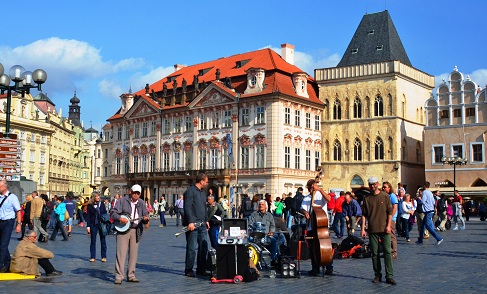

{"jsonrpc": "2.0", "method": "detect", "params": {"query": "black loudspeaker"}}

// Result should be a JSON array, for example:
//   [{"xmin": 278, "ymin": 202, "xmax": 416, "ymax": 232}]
[{"xmin": 216, "ymin": 245, "xmax": 248, "ymax": 279}]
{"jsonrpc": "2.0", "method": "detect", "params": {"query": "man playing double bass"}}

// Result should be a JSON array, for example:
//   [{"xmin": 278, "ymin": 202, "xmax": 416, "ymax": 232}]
[{"xmin": 300, "ymin": 178, "xmax": 333, "ymax": 276}]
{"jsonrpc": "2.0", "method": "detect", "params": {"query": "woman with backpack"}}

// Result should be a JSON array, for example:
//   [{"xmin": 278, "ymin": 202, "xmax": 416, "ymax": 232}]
[
  {"xmin": 86, "ymin": 191, "xmax": 108, "ymax": 263},
  {"xmin": 49, "ymin": 196, "xmax": 68, "ymax": 241}
]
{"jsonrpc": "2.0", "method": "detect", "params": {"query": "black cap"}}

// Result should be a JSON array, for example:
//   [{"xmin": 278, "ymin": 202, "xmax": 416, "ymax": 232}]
[{"xmin": 297, "ymin": 187, "xmax": 303, "ymax": 192}]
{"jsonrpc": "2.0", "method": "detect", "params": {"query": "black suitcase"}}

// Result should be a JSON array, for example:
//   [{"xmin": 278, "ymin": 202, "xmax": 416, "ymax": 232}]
[{"xmin": 206, "ymin": 249, "xmax": 217, "ymax": 277}]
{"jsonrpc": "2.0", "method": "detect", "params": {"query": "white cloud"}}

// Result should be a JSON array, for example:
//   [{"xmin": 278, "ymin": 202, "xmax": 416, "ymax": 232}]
[
  {"xmin": 129, "ymin": 66, "xmax": 175, "ymax": 91},
  {"xmin": 435, "ymin": 68, "xmax": 487, "ymax": 92},
  {"xmin": 98, "ymin": 79, "xmax": 124, "ymax": 98},
  {"xmin": 0, "ymin": 37, "xmax": 145, "ymax": 92}
]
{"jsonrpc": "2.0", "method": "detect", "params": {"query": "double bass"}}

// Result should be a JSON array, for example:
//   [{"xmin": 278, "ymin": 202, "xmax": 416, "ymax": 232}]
[{"xmin": 307, "ymin": 167, "xmax": 333, "ymax": 266}]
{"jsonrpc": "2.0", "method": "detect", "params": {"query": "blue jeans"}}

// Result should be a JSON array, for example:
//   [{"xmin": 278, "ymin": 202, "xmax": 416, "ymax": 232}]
[
  {"xmin": 176, "ymin": 208, "xmax": 184, "ymax": 227},
  {"xmin": 78, "ymin": 210, "xmax": 85, "ymax": 223},
  {"xmin": 333, "ymin": 212, "xmax": 345, "ymax": 237},
  {"xmin": 160, "ymin": 211, "xmax": 166, "ymax": 226},
  {"xmin": 401, "ymin": 217, "xmax": 411, "ymax": 239},
  {"xmin": 0, "ymin": 219, "xmax": 15, "ymax": 268},
  {"xmin": 208, "ymin": 225, "xmax": 220, "ymax": 248},
  {"xmin": 327, "ymin": 209, "xmax": 335, "ymax": 228},
  {"xmin": 90, "ymin": 224, "xmax": 107, "ymax": 259},
  {"xmin": 285, "ymin": 211, "xmax": 294, "ymax": 229},
  {"xmin": 418, "ymin": 211, "xmax": 442, "ymax": 242},
  {"xmin": 50, "ymin": 218, "xmax": 68, "ymax": 241},
  {"xmin": 185, "ymin": 225, "xmax": 209, "ymax": 272}
]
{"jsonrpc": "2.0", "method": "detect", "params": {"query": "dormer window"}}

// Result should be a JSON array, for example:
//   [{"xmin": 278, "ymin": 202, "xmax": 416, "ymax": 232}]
[
  {"xmin": 368, "ymin": 30, "xmax": 375, "ymax": 35},
  {"xmin": 198, "ymin": 68, "xmax": 212, "ymax": 76},
  {"xmin": 351, "ymin": 48, "xmax": 358, "ymax": 54},
  {"xmin": 292, "ymin": 72, "xmax": 309, "ymax": 98},
  {"xmin": 235, "ymin": 60, "xmax": 250, "ymax": 68},
  {"xmin": 167, "ymin": 75, "xmax": 180, "ymax": 83},
  {"xmin": 376, "ymin": 45, "xmax": 383, "ymax": 51},
  {"xmin": 244, "ymin": 68, "xmax": 265, "ymax": 94},
  {"xmin": 301, "ymin": 81, "xmax": 305, "ymax": 91},
  {"xmin": 251, "ymin": 76, "xmax": 257, "ymax": 87}
]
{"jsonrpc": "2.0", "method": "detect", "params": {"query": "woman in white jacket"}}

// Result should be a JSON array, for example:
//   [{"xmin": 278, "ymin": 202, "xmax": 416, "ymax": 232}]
[{"xmin": 401, "ymin": 194, "xmax": 415, "ymax": 242}]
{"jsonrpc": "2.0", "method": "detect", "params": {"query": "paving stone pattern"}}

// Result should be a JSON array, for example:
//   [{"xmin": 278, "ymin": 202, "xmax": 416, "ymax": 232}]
[{"xmin": 1, "ymin": 216, "xmax": 486, "ymax": 293}]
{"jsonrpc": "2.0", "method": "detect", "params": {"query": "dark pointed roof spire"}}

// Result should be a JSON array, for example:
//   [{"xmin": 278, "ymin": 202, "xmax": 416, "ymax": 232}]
[
  {"xmin": 337, "ymin": 10, "xmax": 412, "ymax": 67},
  {"xmin": 70, "ymin": 89, "xmax": 80, "ymax": 104}
]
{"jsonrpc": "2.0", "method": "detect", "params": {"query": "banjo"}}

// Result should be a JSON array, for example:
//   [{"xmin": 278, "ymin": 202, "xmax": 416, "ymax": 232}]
[{"xmin": 114, "ymin": 214, "xmax": 145, "ymax": 233}]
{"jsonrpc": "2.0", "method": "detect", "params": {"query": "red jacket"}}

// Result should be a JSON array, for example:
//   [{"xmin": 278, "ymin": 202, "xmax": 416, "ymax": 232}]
[
  {"xmin": 328, "ymin": 193, "xmax": 336, "ymax": 210},
  {"xmin": 334, "ymin": 196, "xmax": 345, "ymax": 213}
]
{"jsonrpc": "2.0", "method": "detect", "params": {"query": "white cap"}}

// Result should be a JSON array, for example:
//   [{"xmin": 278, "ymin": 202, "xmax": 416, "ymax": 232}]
[
  {"xmin": 131, "ymin": 184, "xmax": 142, "ymax": 193},
  {"xmin": 368, "ymin": 176, "xmax": 379, "ymax": 184}
]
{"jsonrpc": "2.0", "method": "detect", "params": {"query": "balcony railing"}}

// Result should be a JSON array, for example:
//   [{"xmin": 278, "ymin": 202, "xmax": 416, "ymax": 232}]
[{"xmin": 125, "ymin": 168, "xmax": 231, "ymax": 180}]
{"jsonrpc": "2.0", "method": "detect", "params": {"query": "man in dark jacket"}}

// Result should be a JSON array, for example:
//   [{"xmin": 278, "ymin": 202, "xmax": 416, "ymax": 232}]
[{"xmin": 183, "ymin": 173, "xmax": 210, "ymax": 277}]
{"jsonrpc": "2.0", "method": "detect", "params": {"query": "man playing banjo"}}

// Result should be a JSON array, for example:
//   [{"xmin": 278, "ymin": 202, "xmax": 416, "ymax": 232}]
[{"xmin": 111, "ymin": 184, "xmax": 149, "ymax": 284}]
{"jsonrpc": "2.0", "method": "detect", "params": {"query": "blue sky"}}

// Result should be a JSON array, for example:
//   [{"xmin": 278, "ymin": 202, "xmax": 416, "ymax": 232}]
[{"xmin": 0, "ymin": 0, "xmax": 485, "ymax": 130}]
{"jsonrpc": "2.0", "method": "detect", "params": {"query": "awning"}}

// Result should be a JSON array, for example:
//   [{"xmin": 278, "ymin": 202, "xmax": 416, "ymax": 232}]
[
  {"xmin": 284, "ymin": 183, "xmax": 293, "ymax": 187},
  {"xmin": 252, "ymin": 182, "xmax": 265, "ymax": 187},
  {"xmin": 294, "ymin": 183, "xmax": 303, "ymax": 187}
]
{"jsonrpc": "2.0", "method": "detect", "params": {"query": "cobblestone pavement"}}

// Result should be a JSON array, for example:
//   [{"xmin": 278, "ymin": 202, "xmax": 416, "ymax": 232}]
[{"xmin": 1, "ymin": 216, "xmax": 486, "ymax": 294}]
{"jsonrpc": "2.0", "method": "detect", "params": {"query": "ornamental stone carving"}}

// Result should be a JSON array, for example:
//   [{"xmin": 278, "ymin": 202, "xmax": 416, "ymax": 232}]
[{"xmin": 244, "ymin": 68, "xmax": 265, "ymax": 94}]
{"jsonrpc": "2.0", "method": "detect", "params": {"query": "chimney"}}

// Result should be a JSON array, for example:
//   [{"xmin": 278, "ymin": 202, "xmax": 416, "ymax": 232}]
[
  {"xmin": 281, "ymin": 43, "xmax": 295, "ymax": 65},
  {"xmin": 174, "ymin": 64, "xmax": 185, "ymax": 72}
]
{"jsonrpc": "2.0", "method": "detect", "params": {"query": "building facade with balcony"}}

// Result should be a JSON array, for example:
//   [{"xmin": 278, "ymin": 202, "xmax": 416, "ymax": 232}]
[
  {"xmin": 424, "ymin": 67, "xmax": 487, "ymax": 201},
  {"xmin": 314, "ymin": 11, "xmax": 435, "ymax": 193},
  {"xmin": 102, "ymin": 46, "xmax": 324, "ymax": 204}
]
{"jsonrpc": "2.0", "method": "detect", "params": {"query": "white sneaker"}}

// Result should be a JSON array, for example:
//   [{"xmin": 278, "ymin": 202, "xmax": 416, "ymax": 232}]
[
  {"xmin": 461, "ymin": 226, "xmax": 465, "ymax": 230},
  {"xmin": 453, "ymin": 226, "xmax": 458, "ymax": 230},
  {"xmin": 437, "ymin": 239, "xmax": 444, "ymax": 245}
]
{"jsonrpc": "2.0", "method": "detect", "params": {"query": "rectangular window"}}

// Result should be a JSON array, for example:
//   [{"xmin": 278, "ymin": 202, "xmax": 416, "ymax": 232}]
[
  {"xmin": 40, "ymin": 135, "xmax": 46, "ymax": 144},
  {"xmin": 134, "ymin": 124, "xmax": 140, "ymax": 138},
  {"xmin": 30, "ymin": 152, "xmax": 35, "ymax": 162},
  {"xmin": 97, "ymin": 149, "xmax": 101, "ymax": 158},
  {"xmin": 466, "ymin": 108, "xmax": 475, "ymax": 117},
  {"xmin": 451, "ymin": 144, "xmax": 464, "ymax": 158},
  {"xmin": 185, "ymin": 150, "xmax": 192, "ymax": 170},
  {"xmin": 295, "ymin": 148, "xmax": 300, "ymax": 169},
  {"xmin": 200, "ymin": 114, "xmax": 207, "ymax": 130},
  {"xmin": 432, "ymin": 145, "xmax": 444, "ymax": 164},
  {"xmin": 96, "ymin": 167, "xmax": 101, "ymax": 177},
  {"xmin": 174, "ymin": 117, "xmax": 182, "ymax": 133},
  {"xmin": 295, "ymin": 110, "xmax": 301, "ymax": 127},
  {"xmin": 212, "ymin": 112, "xmax": 220, "ymax": 129},
  {"xmin": 124, "ymin": 158, "xmax": 129, "ymax": 174},
  {"xmin": 104, "ymin": 167, "xmax": 108, "ymax": 177},
  {"xmin": 305, "ymin": 113, "xmax": 311, "ymax": 129},
  {"xmin": 105, "ymin": 149, "xmax": 108, "ymax": 159},
  {"xmin": 211, "ymin": 149, "xmax": 218, "ymax": 169},
  {"xmin": 241, "ymin": 108, "xmax": 250, "ymax": 125},
  {"xmin": 256, "ymin": 106, "xmax": 265, "ymax": 124},
  {"xmin": 151, "ymin": 121, "xmax": 156, "ymax": 135},
  {"xmin": 141, "ymin": 155, "xmax": 147, "ymax": 172},
  {"xmin": 185, "ymin": 116, "xmax": 193, "ymax": 132},
  {"xmin": 39, "ymin": 174, "xmax": 45, "ymax": 185},
  {"xmin": 133, "ymin": 156, "xmax": 139, "ymax": 173},
  {"xmin": 284, "ymin": 146, "xmax": 290, "ymax": 168},
  {"xmin": 142, "ymin": 122, "xmax": 148, "ymax": 137},
  {"xmin": 199, "ymin": 150, "xmax": 207, "ymax": 170},
  {"xmin": 116, "ymin": 158, "xmax": 121, "ymax": 174},
  {"xmin": 315, "ymin": 115, "xmax": 320, "ymax": 130},
  {"xmin": 163, "ymin": 153, "xmax": 169, "ymax": 171},
  {"xmin": 440, "ymin": 110, "xmax": 449, "ymax": 119},
  {"xmin": 241, "ymin": 147, "xmax": 249, "ymax": 169},
  {"xmin": 315, "ymin": 151, "xmax": 320, "ymax": 169},
  {"xmin": 471, "ymin": 143, "xmax": 484, "ymax": 163},
  {"xmin": 117, "ymin": 127, "xmax": 122, "ymax": 140},
  {"xmin": 20, "ymin": 132, "xmax": 26, "ymax": 140},
  {"xmin": 150, "ymin": 155, "xmax": 155, "ymax": 172},
  {"xmin": 174, "ymin": 152, "xmax": 180, "ymax": 170},
  {"xmin": 125, "ymin": 126, "xmax": 130, "ymax": 140},
  {"xmin": 285, "ymin": 108, "xmax": 291, "ymax": 124},
  {"xmin": 40, "ymin": 152, "xmax": 45, "ymax": 164},
  {"xmin": 164, "ymin": 119, "xmax": 171, "ymax": 134},
  {"xmin": 224, "ymin": 110, "xmax": 232, "ymax": 127},
  {"xmin": 29, "ymin": 174, "xmax": 34, "ymax": 181},
  {"xmin": 306, "ymin": 150, "xmax": 311, "ymax": 170},
  {"xmin": 256, "ymin": 145, "xmax": 265, "ymax": 168},
  {"xmin": 31, "ymin": 134, "xmax": 36, "ymax": 142},
  {"xmin": 453, "ymin": 109, "xmax": 461, "ymax": 118}
]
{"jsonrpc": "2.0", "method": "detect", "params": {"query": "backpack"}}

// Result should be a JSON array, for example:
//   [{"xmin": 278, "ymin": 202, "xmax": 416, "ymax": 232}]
[
  {"xmin": 40, "ymin": 204, "xmax": 51, "ymax": 221},
  {"xmin": 437, "ymin": 198, "xmax": 446, "ymax": 213},
  {"xmin": 244, "ymin": 198, "xmax": 252, "ymax": 214},
  {"xmin": 416, "ymin": 200, "xmax": 424, "ymax": 213},
  {"xmin": 290, "ymin": 192, "xmax": 304, "ymax": 216}
]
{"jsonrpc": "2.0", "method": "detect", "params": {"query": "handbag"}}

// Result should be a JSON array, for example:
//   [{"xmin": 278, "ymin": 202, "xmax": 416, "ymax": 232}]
[{"xmin": 64, "ymin": 210, "xmax": 70, "ymax": 220}]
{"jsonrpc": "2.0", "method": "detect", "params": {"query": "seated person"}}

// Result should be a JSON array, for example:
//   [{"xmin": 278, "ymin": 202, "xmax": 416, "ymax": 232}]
[
  {"xmin": 249, "ymin": 200, "xmax": 286, "ymax": 265},
  {"xmin": 10, "ymin": 230, "xmax": 62, "ymax": 277}
]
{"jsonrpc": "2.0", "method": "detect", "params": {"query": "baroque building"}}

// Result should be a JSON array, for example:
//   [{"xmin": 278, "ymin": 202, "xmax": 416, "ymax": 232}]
[
  {"xmin": 102, "ymin": 45, "xmax": 323, "ymax": 204},
  {"xmin": 315, "ymin": 11, "xmax": 435, "ymax": 193},
  {"xmin": 424, "ymin": 67, "xmax": 487, "ymax": 200}
]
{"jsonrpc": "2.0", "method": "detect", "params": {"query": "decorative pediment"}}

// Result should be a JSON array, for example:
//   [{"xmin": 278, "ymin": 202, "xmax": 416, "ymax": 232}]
[
  {"xmin": 162, "ymin": 142, "xmax": 171, "ymax": 153},
  {"xmin": 188, "ymin": 83, "xmax": 237, "ymax": 109},
  {"xmin": 125, "ymin": 98, "xmax": 160, "ymax": 118},
  {"xmin": 198, "ymin": 138, "xmax": 208, "ymax": 150},
  {"xmin": 149, "ymin": 144, "xmax": 156, "ymax": 154},
  {"xmin": 132, "ymin": 146, "xmax": 139, "ymax": 155},
  {"xmin": 173, "ymin": 141, "xmax": 182, "ymax": 152},
  {"xmin": 115, "ymin": 148, "xmax": 122, "ymax": 158},
  {"xmin": 183, "ymin": 140, "xmax": 193, "ymax": 151},
  {"xmin": 140, "ymin": 144, "xmax": 148, "ymax": 155},
  {"xmin": 255, "ymin": 133, "xmax": 266, "ymax": 145},
  {"xmin": 209, "ymin": 136, "xmax": 220, "ymax": 149},
  {"xmin": 239, "ymin": 135, "xmax": 251, "ymax": 146}
]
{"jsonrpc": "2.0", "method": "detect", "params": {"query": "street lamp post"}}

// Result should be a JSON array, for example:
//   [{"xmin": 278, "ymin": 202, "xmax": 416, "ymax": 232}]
[
  {"xmin": 0, "ymin": 63, "xmax": 47, "ymax": 138},
  {"xmin": 441, "ymin": 156, "xmax": 467, "ymax": 193}
]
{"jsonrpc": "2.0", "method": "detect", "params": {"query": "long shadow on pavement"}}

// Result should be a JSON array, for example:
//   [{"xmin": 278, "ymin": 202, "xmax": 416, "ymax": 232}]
[{"xmin": 72, "ymin": 268, "xmax": 113, "ymax": 281}]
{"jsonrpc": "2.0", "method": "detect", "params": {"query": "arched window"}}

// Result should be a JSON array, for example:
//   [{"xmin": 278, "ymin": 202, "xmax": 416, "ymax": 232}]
[
  {"xmin": 333, "ymin": 99, "xmax": 341, "ymax": 120},
  {"xmin": 354, "ymin": 138, "xmax": 362, "ymax": 161},
  {"xmin": 374, "ymin": 95, "xmax": 384, "ymax": 117},
  {"xmin": 375, "ymin": 137, "xmax": 384, "ymax": 160},
  {"xmin": 351, "ymin": 175, "xmax": 364, "ymax": 186},
  {"xmin": 402, "ymin": 139, "xmax": 408, "ymax": 161},
  {"xmin": 333, "ymin": 139, "xmax": 342, "ymax": 161},
  {"xmin": 353, "ymin": 97, "xmax": 362, "ymax": 118}
]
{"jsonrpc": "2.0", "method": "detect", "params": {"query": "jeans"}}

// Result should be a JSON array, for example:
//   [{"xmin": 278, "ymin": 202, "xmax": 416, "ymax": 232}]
[
  {"xmin": 208, "ymin": 225, "xmax": 220, "ymax": 248},
  {"xmin": 176, "ymin": 208, "xmax": 184, "ymax": 227},
  {"xmin": 333, "ymin": 212, "xmax": 345, "ymax": 237},
  {"xmin": 78, "ymin": 210, "xmax": 85, "ymax": 223},
  {"xmin": 327, "ymin": 209, "xmax": 334, "ymax": 228},
  {"xmin": 401, "ymin": 217, "xmax": 411, "ymax": 239},
  {"xmin": 50, "ymin": 218, "xmax": 68, "ymax": 241},
  {"xmin": 0, "ymin": 219, "xmax": 15, "ymax": 268},
  {"xmin": 185, "ymin": 225, "xmax": 209, "ymax": 272},
  {"xmin": 418, "ymin": 211, "xmax": 442, "ymax": 242},
  {"xmin": 285, "ymin": 210, "xmax": 293, "ymax": 230},
  {"xmin": 453, "ymin": 212, "xmax": 465, "ymax": 228},
  {"xmin": 90, "ymin": 224, "xmax": 107, "ymax": 259},
  {"xmin": 33, "ymin": 217, "xmax": 49, "ymax": 239},
  {"xmin": 369, "ymin": 232, "xmax": 393, "ymax": 279},
  {"xmin": 159, "ymin": 211, "xmax": 166, "ymax": 226}
]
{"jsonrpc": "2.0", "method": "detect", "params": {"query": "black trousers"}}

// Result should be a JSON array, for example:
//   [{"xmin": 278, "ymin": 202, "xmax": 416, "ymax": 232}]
[{"xmin": 38, "ymin": 258, "xmax": 55, "ymax": 274}]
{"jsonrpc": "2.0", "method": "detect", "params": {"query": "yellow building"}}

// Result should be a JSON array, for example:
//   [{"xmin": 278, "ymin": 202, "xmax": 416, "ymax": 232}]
[
  {"xmin": 424, "ymin": 67, "xmax": 487, "ymax": 201},
  {"xmin": 314, "ymin": 11, "xmax": 435, "ymax": 193}
]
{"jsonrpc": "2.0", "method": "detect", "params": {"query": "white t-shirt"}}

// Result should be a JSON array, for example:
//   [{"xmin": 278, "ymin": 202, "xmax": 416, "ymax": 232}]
[{"xmin": 300, "ymin": 191, "xmax": 328, "ymax": 231}]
